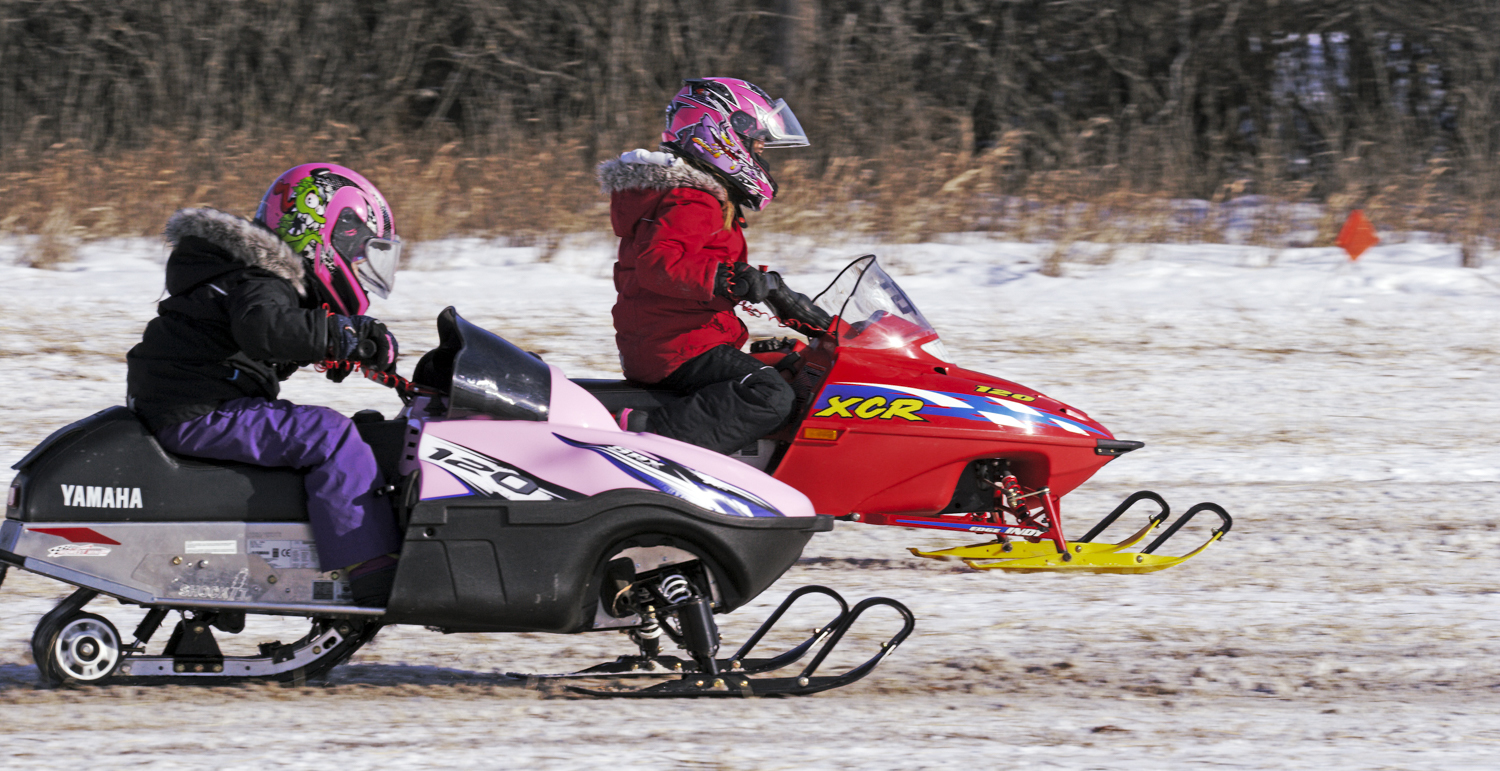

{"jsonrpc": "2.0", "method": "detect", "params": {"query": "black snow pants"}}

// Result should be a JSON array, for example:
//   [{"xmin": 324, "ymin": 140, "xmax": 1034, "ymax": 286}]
[{"xmin": 645, "ymin": 344, "xmax": 796, "ymax": 455}]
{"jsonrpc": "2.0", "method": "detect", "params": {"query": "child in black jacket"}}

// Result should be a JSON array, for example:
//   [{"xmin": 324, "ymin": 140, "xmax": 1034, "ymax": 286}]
[{"xmin": 126, "ymin": 164, "xmax": 404, "ymax": 605}]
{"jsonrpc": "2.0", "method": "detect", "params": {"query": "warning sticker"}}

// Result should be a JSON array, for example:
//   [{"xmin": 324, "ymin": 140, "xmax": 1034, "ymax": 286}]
[
  {"xmin": 248, "ymin": 539, "xmax": 320, "ymax": 570},
  {"xmin": 185, "ymin": 540, "xmax": 237, "ymax": 555},
  {"xmin": 312, "ymin": 580, "xmax": 352, "ymax": 602}
]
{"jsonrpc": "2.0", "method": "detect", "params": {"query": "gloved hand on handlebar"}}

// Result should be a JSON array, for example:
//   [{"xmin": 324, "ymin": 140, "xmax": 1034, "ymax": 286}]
[
  {"xmin": 326, "ymin": 314, "xmax": 399, "ymax": 381},
  {"xmin": 714, "ymin": 262, "xmax": 771, "ymax": 303},
  {"xmin": 762, "ymin": 271, "xmax": 834, "ymax": 337}
]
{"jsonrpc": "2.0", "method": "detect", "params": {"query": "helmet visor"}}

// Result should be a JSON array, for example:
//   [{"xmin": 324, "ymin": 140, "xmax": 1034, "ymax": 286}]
[
  {"xmin": 353, "ymin": 237, "xmax": 400, "ymax": 299},
  {"xmin": 751, "ymin": 99, "xmax": 809, "ymax": 148}
]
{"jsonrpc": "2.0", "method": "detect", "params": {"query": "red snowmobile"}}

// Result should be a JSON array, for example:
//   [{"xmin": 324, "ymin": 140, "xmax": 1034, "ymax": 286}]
[{"xmin": 578, "ymin": 255, "xmax": 1231, "ymax": 573}]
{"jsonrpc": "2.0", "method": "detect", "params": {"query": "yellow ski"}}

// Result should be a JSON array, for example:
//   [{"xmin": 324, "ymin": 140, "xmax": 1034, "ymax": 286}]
[
  {"xmin": 964, "ymin": 502, "xmax": 1230, "ymax": 574},
  {"xmin": 908, "ymin": 517, "xmax": 1162, "ymax": 561}
]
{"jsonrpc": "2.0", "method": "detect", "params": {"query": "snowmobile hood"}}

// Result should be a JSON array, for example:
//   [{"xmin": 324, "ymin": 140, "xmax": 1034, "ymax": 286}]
[
  {"xmin": 803, "ymin": 360, "xmax": 1115, "ymax": 444},
  {"xmin": 162, "ymin": 208, "xmax": 306, "ymax": 298},
  {"xmin": 927, "ymin": 365, "xmax": 1113, "ymax": 439}
]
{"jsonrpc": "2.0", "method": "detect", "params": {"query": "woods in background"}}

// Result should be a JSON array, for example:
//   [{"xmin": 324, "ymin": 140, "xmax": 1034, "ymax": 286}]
[{"xmin": 2, "ymin": 0, "xmax": 1496, "ymax": 253}]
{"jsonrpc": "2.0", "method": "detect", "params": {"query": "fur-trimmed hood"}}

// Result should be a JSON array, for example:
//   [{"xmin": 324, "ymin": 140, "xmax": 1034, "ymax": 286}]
[
  {"xmin": 163, "ymin": 208, "xmax": 305, "ymax": 296},
  {"xmin": 597, "ymin": 150, "xmax": 728, "ymax": 202}
]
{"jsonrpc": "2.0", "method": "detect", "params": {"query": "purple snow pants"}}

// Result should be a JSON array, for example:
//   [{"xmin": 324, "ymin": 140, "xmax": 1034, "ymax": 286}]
[{"xmin": 154, "ymin": 397, "xmax": 402, "ymax": 570}]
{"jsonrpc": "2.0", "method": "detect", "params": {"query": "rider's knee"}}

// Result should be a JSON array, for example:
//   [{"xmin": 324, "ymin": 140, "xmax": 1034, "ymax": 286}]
[{"xmin": 740, "ymin": 366, "xmax": 795, "ymax": 421}]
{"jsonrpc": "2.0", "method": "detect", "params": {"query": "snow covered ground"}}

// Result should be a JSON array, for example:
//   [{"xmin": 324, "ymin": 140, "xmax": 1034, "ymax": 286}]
[{"xmin": 2, "ymin": 233, "xmax": 1499, "ymax": 769}]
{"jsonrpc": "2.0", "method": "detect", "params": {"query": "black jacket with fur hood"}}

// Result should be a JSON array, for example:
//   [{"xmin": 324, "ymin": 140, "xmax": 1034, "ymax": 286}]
[{"xmin": 126, "ymin": 208, "xmax": 331, "ymax": 431}]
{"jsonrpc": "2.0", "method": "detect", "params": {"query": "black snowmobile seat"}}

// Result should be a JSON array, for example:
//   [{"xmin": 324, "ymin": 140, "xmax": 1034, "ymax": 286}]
[
  {"xmin": 9, "ymin": 406, "xmax": 310, "ymax": 523},
  {"xmin": 570, "ymin": 379, "xmax": 679, "ymax": 414}
]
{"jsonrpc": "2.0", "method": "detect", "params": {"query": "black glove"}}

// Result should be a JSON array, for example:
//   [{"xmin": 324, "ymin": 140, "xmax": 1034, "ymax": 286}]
[
  {"xmin": 764, "ymin": 271, "xmax": 833, "ymax": 337},
  {"xmin": 714, "ymin": 262, "xmax": 771, "ymax": 303},
  {"xmin": 327, "ymin": 314, "xmax": 400, "ymax": 374}
]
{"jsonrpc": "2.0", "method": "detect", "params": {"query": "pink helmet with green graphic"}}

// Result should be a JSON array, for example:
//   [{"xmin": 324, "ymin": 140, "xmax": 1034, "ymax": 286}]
[
  {"xmin": 254, "ymin": 163, "xmax": 399, "ymax": 315},
  {"xmin": 662, "ymin": 78, "xmax": 809, "ymax": 211}
]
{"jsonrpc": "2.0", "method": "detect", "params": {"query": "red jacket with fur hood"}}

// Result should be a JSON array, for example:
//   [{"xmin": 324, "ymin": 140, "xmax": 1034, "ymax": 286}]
[{"xmin": 599, "ymin": 152, "xmax": 748, "ymax": 383}]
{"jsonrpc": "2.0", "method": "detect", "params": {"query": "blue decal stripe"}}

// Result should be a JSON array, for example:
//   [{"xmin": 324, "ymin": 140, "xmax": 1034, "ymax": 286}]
[
  {"xmin": 424, "ymin": 491, "xmax": 475, "ymax": 501},
  {"xmin": 894, "ymin": 518, "xmax": 992, "ymax": 531},
  {"xmin": 1047, "ymin": 414, "xmax": 1107, "ymax": 436},
  {"xmin": 553, "ymin": 434, "xmax": 783, "ymax": 517}
]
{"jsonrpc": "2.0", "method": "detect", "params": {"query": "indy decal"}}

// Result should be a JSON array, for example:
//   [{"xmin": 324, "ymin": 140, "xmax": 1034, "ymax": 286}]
[
  {"xmin": 555, "ymin": 435, "xmax": 783, "ymax": 518},
  {"xmin": 813, "ymin": 383, "xmax": 1105, "ymax": 437},
  {"xmin": 419, "ymin": 434, "xmax": 581, "ymax": 501},
  {"xmin": 59, "ymin": 484, "xmax": 143, "ymax": 509}
]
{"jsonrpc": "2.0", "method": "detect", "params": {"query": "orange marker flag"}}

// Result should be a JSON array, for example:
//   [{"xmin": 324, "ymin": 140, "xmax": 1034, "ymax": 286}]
[{"xmin": 1335, "ymin": 210, "xmax": 1380, "ymax": 261}]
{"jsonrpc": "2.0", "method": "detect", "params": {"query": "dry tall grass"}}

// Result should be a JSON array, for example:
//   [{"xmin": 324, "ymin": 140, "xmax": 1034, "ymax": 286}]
[
  {"xmin": 1, "ymin": 132, "xmax": 603, "ymax": 251},
  {"xmin": 3, "ymin": 133, "xmax": 1489, "ymax": 267}
]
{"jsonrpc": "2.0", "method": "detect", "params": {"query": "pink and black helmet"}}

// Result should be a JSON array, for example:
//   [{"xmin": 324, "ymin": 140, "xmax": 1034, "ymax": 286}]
[
  {"xmin": 254, "ymin": 163, "xmax": 399, "ymax": 315},
  {"xmin": 662, "ymin": 78, "xmax": 809, "ymax": 211}
]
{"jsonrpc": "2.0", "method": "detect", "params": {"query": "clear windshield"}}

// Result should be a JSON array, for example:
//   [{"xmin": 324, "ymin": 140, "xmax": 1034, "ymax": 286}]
[{"xmin": 811, "ymin": 256, "xmax": 945, "ymax": 355}]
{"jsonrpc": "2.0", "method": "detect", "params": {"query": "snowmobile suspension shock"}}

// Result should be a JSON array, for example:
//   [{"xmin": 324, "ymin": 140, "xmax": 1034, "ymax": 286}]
[
  {"xmin": 658, "ymin": 574, "xmax": 692, "ymax": 605},
  {"xmin": 657, "ymin": 573, "xmax": 720, "ymax": 677},
  {"xmin": 627, "ymin": 585, "xmax": 665, "ymax": 658}
]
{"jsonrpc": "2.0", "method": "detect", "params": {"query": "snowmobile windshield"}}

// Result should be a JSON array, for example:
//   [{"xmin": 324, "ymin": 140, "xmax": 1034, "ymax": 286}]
[
  {"xmin": 811, "ymin": 256, "xmax": 946, "ymax": 357},
  {"xmin": 421, "ymin": 307, "xmax": 551, "ymax": 421}
]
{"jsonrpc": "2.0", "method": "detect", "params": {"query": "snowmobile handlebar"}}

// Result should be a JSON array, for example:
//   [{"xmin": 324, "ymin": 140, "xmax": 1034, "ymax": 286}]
[
  {"xmin": 737, "ymin": 268, "xmax": 833, "ymax": 337},
  {"xmin": 314, "ymin": 357, "xmax": 442, "ymax": 403}
]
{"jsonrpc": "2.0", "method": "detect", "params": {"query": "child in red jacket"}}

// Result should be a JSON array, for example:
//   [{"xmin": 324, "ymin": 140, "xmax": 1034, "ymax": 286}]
[{"xmin": 598, "ymin": 78, "xmax": 824, "ymax": 454}]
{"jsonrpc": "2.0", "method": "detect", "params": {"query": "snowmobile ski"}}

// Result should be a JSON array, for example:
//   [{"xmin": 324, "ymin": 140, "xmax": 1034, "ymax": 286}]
[
  {"xmin": 964, "ymin": 502, "xmax": 1232, "ymax": 574},
  {"xmin": 540, "ymin": 587, "xmax": 915, "ymax": 698},
  {"xmin": 908, "ymin": 490, "xmax": 1172, "ymax": 561}
]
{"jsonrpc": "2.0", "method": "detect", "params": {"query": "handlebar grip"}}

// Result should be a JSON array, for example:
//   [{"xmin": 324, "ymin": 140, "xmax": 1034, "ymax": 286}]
[{"xmin": 354, "ymin": 339, "xmax": 377, "ymax": 360}]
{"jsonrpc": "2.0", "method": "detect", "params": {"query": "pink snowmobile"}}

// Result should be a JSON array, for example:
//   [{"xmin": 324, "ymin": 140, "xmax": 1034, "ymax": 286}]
[{"xmin": 1, "ymin": 308, "xmax": 912, "ymax": 696}]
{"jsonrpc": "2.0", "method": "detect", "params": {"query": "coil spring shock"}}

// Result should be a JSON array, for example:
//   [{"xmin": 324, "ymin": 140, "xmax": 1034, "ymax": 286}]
[
  {"xmin": 974, "ymin": 460, "xmax": 1017, "ymax": 509},
  {"xmin": 628, "ymin": 585, "xmax": 664, "ymax": 657},
  {"xmin": 657, "ymin": 572, "xmax": 720, "ymax": 676},
  {"xmin": 998, "ymin": 474, "xmax": 1023, "ymax": 510},
  {"xmin": 658, "ymin": 574, "xmax": 694, "ymax": 605}
]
